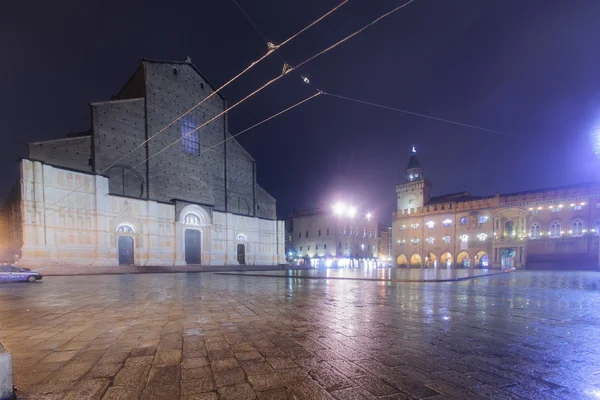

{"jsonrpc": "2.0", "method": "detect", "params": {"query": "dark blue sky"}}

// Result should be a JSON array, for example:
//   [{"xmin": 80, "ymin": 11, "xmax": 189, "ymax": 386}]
[{"xmin": 3, "ymin": 0, "xmax": 600, "ymax": 224}]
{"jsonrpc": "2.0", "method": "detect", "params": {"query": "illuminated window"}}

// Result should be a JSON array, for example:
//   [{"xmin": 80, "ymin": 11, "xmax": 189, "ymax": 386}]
[
  {"xmin": 411, "ymin": 237, "xmax": 419, "ymax": 244},
  {"xmin": 398, "ymin": 239, "xmax": 406, "ymax": 245},
  {"xmin": 550, "ymin": 206, "xmax": 560, "ymax": 212},
  {"xmin": 596, "ymin": 221, "xmax": 600, "ymax": 234},
  {"xmin": 181, "ymin": 115, "xmax": 199, "ymax": 155},
  {"xmin": 400, "ymin": 225, "xmax": 407, "ymax": 231},
  {"xmin": 477, "ymin": 233, "xmax": 487, "ymax": 241},
  {"xmin": 479, "ymin": 216, "xmax": 488, "ymax": 224},
  {"xmin": 443, "ymin": 235, "xmax": 451, "ymax": 243},
  {"xmin": 460, "ymin": 217, "xmax": 468, "ymax": 225},
  {"xmin": 426, "ymin": 237, "xmax": 434, "ymax": 244},
  {"xmin": 573, "ymin": 205, "xmax": 582, "ymax": 211},
  {"xmin": 443, "ymin": 219, "xmax": 452, "ymax": 227},
  {"xmin": 550, "ymin": 221, "xmax": 561, "ymax": 238},
  {"xmin": 460, "ymin": 234, "xmax": 468, "ymax": 243},
  {"xmin": 572, "ymin": 220, "xmax": 584, "ymax": 237},
  {"xmin": 411, "ymin": 223, "xmax": 420, "ymax": 229},
  {"xmin": 530, "ymin": 223, "xmax": 540, "ymax": 239},
  {"xmin": 426, "ymin": 221, "xmax": 435, "ymax": 228},
  {"xmin": 531, "ymin": 209, "xmax": 540, "ymax": 215}
]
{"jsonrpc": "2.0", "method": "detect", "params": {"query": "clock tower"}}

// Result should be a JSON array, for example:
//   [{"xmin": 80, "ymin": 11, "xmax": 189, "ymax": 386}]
[{"xmin": 396, "ymin": 146, "xmax": 431, "ymax": 213}]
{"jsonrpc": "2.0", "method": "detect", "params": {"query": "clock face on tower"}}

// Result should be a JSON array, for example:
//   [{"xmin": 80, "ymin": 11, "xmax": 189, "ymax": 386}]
[{"xmin": 403, "ymin": 194, "xmax": 417, "ymax": 209}]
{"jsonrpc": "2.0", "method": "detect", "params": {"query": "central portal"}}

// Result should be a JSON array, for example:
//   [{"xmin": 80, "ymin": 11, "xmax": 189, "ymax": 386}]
[
  {"xmin": 237, "ymin": 244, "xmax": 246, "ymax": 265},
  {"xmin": 185, "ymin": 229, "xmax": 201, "ymax": 265},
  {"xmin": 118, "ymin": 236, "xmax": 134, "ymax": 265}
]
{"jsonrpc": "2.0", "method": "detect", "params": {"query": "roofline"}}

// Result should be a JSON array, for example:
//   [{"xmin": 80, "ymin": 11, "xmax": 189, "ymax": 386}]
[
  {"xmin": 28, "ymin": 135, "xmax": 91, "ymax": 145},
  {"xmin": 141, "ymin": 58, "xmax": 225, "ymax": 101},
  {"xmin": 90, "ymin": 97, "xmax": 144, "ymax": 106},
  {"xmin": 430, "ymin": 181, "xmax": 600, "ymax": 204}
]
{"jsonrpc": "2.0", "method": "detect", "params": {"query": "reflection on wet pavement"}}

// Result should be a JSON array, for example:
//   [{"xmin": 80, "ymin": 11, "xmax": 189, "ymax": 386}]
[
  {"xmin": 0, "ymin": 270, "xmax": 599, "ymax": 399},
  {"xmin": 219, "ymin": 267, "xmax": 505, "ymax": 281}
]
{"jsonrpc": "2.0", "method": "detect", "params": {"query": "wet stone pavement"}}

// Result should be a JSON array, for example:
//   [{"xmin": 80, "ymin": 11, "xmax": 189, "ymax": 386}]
[{"xmin": 0, "ymin": 270, "xmax": 599, "ymax": 399}]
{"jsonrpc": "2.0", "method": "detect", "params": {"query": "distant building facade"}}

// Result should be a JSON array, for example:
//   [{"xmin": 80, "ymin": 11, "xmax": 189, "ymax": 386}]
[
  {"xmin": 378, "ymin": 227, "xmax": 392, "ymax": 262},
  {"xmin": 285, "ymin": 208, "xmax": 379, "ymax": 267},
  {"xmin": 393, "ymin": 148, "xmax": 600, "ymax": 269},
  {"xmin": 1, "ymin": 59, "xmax": 285, "ymax": 273}
]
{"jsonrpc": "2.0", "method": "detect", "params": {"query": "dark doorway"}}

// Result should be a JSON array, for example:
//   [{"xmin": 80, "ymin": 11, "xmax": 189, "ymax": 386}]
[
  {"xmin": 185, "ymin": 229, "xmax": 201, "ymax": 265},
  {"xmin": 237, "ymin": 244, "xmax": 246, "ymax": 265},
  {"xmin": 118, "ymin": 236, "xmax": 134, "ymax": 265}
]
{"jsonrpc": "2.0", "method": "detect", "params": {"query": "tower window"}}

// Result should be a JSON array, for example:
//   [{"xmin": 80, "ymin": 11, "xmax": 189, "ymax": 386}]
[{"xmin": 460, "ymin": 217, "xmax": 468, "ymax": 225}]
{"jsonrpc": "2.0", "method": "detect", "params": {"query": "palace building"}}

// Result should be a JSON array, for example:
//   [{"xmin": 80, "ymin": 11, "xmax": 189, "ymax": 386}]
[
  {"xmin": 285, "ymin": 206, "xmax": 379, "ymax": 268},
  {"xmin": 393, "ymin": 148, "xmax": 600, "ymax": 269},
  {"xmin": 0, "ymin": 58, "xmax": 286, "ymax": 273}
]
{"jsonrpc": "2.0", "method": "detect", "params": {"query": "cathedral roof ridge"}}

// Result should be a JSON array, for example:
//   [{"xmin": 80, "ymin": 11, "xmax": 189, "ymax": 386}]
[{"xmin": 141, "ymin": 58, "xmax": 224, "ymax": 100}]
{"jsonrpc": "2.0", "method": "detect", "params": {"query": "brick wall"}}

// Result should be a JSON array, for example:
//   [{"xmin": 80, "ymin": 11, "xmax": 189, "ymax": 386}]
[
  {"xmin": 28, "ymin": 136, "xmax": 91, "ymax": 172},
  {"xmin": 92, "ymin": 98, "xmax": 147, "ymax": 198}
]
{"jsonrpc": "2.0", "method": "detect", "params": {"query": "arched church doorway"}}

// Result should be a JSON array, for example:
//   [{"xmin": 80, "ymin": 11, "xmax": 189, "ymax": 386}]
[
  {"xmin": 237, "ymin": 235, "xmax": 247, "ymax": 265},
  {"xmin": 118, "ymin": 236, "xmax": 134, "ymax": 266}
]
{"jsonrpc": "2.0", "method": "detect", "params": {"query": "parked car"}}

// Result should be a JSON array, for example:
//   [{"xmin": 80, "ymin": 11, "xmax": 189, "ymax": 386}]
[{"xmin": 0, "ymin": 266, "xmax": 42, "ymax": 282}]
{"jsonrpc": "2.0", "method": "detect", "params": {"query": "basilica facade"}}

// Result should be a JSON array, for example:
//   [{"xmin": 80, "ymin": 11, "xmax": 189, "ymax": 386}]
[
  {"xmin": 393, "ymin": 148, "xmax": 600, "ymax": 269},
  {"xmin": 1, "ymin": 59, "xmax": 286, "ymax": 273}
]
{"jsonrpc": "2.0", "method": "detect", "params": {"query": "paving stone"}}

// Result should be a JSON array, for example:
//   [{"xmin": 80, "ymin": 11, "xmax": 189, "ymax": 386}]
[
  {"xmin": 182, "ymin": 357, "xmax": 210, "ymax": 369},
  {"xmin": 147, "ymin": 365, "xmax": 180, "ymax": 387},
  {"xmin": 88, "ymin": 363, "xmax": 123, "ymax": 378},
  {"xmin": 256, "ymin": 388, "xmax": 296, "ymax": 400},
  {"xmin": 181, "ymin": 393, "xmax": 219, "ymax": 400},
  {"xmin": 113, "ymin": 365, "xmax": 151, "ymax": 388},
  {"xmin": 248, "ymin": 373, "xmax": 286, "ymax": 391},
  {"xmin": 140, "ymin": 385, "xmax": 180, "ymax": 400},
  {"xmin": 218, "ymin": 383, "xmax": 257, "ymax": 400},
  {"xmin": 214, "ymin": 367, "xmax": 246, "ymax": 387},
  {"xmin": 181, "ymin": 377, "xmax": 216, "ymax": 395},
  {"xmin": 63, "ymin": 378, "xmax": 110, "ymax": 400},
  {"xmin": 182, "ymin": 366, "xmax": 213, "ymax": 381},
  {"xmin": 3, "ymin": 272, "xmax": 600, "ymax": 400},
  {"xmin": 211, "ymin": 357, "xmax": 239, "ymax": 371},
  {"xmin": 101, "ymin": 386, "xmax": 143, "ymax": 400}
]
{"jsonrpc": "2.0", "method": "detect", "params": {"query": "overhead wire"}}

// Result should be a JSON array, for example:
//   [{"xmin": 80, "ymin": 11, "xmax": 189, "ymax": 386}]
[
  {"xmin": 323, "ymin": 92, "xmax": 514, "ymax": 137},
  {"xmin": 40, "ymin": 0, "xmax": 419, "ymax": 218},
  {"xmin": 42, "ymin": 0, "xmax": 349, "ymax": 216}
]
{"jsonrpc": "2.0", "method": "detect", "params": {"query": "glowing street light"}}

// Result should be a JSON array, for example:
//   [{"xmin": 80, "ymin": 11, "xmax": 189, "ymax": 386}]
[
  {"xmin": 348, "ymin": 206, "xmax": 357, "ymax": 218},
  {"xmin": 333, "ymin": 202, "xmax": 346, "ymax": 216},
  {"xmin": 366, "ymin": 212, "xmax": 372, "ymax": 221}
]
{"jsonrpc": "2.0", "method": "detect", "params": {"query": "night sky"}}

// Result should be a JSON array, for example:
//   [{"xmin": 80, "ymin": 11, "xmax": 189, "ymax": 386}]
[{"xmin": 3, "ymin": 0, "xmax": 600, "ymax": 225}]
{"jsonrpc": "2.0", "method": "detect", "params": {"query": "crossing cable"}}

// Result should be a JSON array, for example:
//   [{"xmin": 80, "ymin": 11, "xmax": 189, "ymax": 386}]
[
  {"xmin": 43, "ymin": 0, "xmax": 418, "ymax": 216},
  {"xmin": 112, "ymin": 89, "xmax": 323, "ymax": 197},
  {"xmin": 322, "ymin": 92, "xmax": 514, "ymax": 137},
  {"xmin": 42, "ymin": 0, "xmax": 349, "ymax": 216}
]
